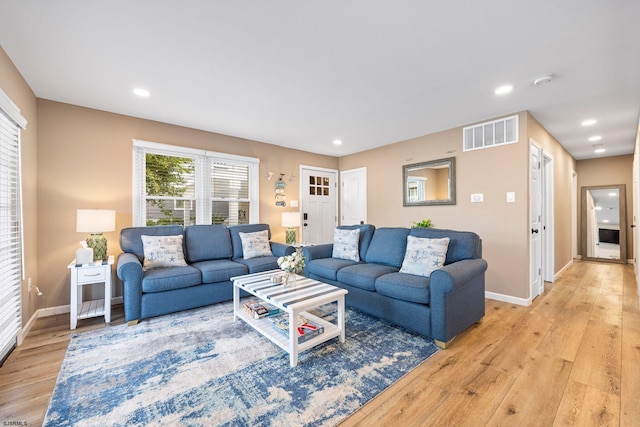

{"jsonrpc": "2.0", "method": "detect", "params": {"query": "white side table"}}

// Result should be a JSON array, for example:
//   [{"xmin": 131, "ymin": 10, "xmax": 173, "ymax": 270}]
[{"xmin": 68, "ymin": 255, "xmax": 114, "ymax": 330}]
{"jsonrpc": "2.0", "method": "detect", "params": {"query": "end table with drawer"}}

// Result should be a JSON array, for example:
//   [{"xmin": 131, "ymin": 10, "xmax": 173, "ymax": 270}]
[{"xmin": 67, "ymin": 255, "xmax": 114, "ymax": 330}]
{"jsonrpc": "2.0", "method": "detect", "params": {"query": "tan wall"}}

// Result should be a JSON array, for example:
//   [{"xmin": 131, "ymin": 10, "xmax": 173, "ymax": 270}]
[
  {"xmin": 576, "ymin": 155, "xmax": 633, "ymax": 260},
  {"xmin": 37, "ymin": 100, "xmax": 338, "ymax": 307},
  {"xmin": 527, "ymin": 112, "xmax": 578, "ymax": 275},
  {"xmin": 340, "ymin": 112, "xmax": 532, "ymax": 299},
  {"xmin": 0, "ymin": 46, "xmax": 39, "ymax": 327}
]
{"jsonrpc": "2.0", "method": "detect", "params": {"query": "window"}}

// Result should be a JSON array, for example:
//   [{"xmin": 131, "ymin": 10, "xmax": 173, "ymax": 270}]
[
  {"xmin": 0, "ymin": 89, "xmax": 26, "ymax": 364},
  {"xmin": 132, "ymin": 140, "xmax": 259, "ymax": 226}
]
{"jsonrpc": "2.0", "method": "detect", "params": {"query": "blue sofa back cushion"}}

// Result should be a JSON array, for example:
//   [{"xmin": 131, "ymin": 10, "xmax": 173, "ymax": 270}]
[
  {"xmin": 409, "ymin": 227, "xmax": 481, "ymax": 264},
  {"xmin": 184, "ymin": 224, "xmax": 233, "ymax": 263},
  {"xmin": 228, "ymin": 224, "xmax": 271, "ymax": 260},
  {"xmin": 337, "ymin": 224, "xmax": 375, "ymax": 262},
  {"xmin": 120, "ymin": 225, "xmax": 184, "ymax": 263},
  {"xmin": 365, "ymin": 227, "xmax": 410, "ymax": 268}
]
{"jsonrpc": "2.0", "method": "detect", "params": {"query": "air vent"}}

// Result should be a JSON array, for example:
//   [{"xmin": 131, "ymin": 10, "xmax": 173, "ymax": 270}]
[{"xmin": 463, "ymin": 115, "xmax": 519, "ymax": 151}]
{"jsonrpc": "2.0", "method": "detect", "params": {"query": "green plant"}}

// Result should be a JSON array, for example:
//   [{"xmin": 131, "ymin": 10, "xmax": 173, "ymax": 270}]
[{"xmin": 411, "ymin": 219, "xmax": 433, "ymax": 228}]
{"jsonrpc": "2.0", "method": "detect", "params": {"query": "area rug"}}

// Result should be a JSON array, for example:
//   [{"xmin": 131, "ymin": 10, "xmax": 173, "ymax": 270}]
[{"xmin": 44, "ymin": 301, "xmax": 439, "ymax": 426}]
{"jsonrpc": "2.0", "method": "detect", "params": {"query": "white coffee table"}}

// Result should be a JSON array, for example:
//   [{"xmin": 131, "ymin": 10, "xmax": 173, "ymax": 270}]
[{"xmin": 232, "ymin": 270, "xmax": 348, "ymax": 367}]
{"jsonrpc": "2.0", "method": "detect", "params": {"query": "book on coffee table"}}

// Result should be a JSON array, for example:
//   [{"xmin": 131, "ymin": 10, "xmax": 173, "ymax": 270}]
[
  {"xmin": 242, "ymin": 299, "xmax": 268, "ymax": 318},
  {"xmin": 253, "ymin": 302, "xmax": 280, "ymax": 319},
  {"xmin": 270, "ymin": 312, "xmax": 324, "ymax": 344}
]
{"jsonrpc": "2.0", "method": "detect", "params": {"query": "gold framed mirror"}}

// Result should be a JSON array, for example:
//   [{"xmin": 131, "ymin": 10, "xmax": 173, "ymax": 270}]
[{"xmin": 580, "ymin": 184, "xmax": 626, "ymax": 264}]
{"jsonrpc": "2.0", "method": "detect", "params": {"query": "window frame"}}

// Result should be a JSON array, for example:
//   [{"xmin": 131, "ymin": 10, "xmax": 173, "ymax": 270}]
[{"xmin": 132, "ymin": 140, "xmax": 260, "ymax": 227}]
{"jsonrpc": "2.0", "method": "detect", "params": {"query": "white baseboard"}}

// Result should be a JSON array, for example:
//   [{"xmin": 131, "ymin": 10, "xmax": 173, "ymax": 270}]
[
  {"xmin": 485, "ymin": 291, "xmax": 531, "ymax": 306},
  {"xmin": 555, "ymin": 259, "xmax": 574, "ymax": 280},
  {"xmin": 17, "ymin": 296, "xmax": 123, "ymax": 345}
]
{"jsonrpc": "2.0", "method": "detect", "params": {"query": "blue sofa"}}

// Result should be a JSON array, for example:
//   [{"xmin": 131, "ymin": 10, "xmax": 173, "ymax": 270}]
[
  {"xmin": 303, "ymin": 225, "xmax": 487, "ymax": 347},
  {"xmin": 117, "ymin": 223, "xmax": 293, "ymax": 325}
]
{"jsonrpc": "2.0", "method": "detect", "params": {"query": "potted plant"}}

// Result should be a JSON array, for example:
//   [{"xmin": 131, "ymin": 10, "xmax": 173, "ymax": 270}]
[{"xmin": 411, "ymin": 219, "xmax": 433, "ymax": 228}]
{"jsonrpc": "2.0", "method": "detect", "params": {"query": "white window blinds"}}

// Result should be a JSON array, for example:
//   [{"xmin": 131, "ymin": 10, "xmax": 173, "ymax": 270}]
[{"xmin": 0, "ymin": 89, "xmax": 25, "ymax": 364}]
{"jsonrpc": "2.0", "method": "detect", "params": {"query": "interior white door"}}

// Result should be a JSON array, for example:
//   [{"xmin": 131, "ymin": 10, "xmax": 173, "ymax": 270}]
[
  {"xmin": 341, "ymin": 167, "xmax": 367, "ymax": 226},
  {"xmin": 530, "ymin": 142, "xmax": 543, "ymax": 300},
  {"xmin": 300, "ymin": 167, "xmax": 338, "ymax": 244}
]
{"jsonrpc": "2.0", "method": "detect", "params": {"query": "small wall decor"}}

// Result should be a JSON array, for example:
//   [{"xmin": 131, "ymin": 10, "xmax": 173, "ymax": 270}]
[{"xmin": 275, "ymin": 173, "xmax": 287, "ymax": 206}]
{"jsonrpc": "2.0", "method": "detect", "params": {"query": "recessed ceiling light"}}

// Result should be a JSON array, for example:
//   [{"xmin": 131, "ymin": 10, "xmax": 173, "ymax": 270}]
[
  {"xmin": 608, "ymin": 192, "xmax": 616, "ymax": 197},
  {"xmin": 133, "ymin": 88, "xmax": 151, "ymax": 97},
  {"xmin": 595, "ymin": 206, "xmax": 602, "ymax": 210},
  {"xmin": 594, "ymin": 144, "xmax": 606, "ymax": 154},
  {"xmin": 333, "ymin": 139, "xmax": 342, "ymax": 146},
  {"xmin": 581, "ymin": 119, "xmax": 597, "ymax": 126},
  {"xmin": 588, "ymin": 135, "xmax": 602, "ymax": 142},
  {"xmin": 494, "ymin": 85, "xmax": 513, "ymax": 95},
  {"xmin": 602, "ymin": 219, "xmax": 610, "ymax": 223}
]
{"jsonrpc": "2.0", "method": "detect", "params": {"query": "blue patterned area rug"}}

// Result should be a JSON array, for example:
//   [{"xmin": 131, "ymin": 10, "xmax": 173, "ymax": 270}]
[{"xmin": 44, "ymin": 301, "xmax": 439, "ymax": 426}]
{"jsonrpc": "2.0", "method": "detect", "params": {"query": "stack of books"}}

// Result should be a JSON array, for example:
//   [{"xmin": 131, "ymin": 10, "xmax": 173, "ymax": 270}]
[
  {"xmin": 242, "ymin": 299, "xmax": 280, "ymax": 319},
  {"xmin": 270, "ymin": 313, "xmax": 324, "ymax": 343}
]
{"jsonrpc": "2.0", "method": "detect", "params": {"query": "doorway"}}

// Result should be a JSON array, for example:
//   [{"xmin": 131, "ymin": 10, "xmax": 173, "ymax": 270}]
[{"xmin": 300, "ymin": 166, "xmax": 338, "ymax": 244}]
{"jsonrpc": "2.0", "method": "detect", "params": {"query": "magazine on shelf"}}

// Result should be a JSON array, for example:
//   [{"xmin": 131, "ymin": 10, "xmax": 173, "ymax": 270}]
[
  {"xmin": 254, "ymin": 302, "xmax": 280, "ymax": 319},
  {"xmin": 270, "ymin": 312, "xmax": 324, "ymax": 343},
  {"xmin": 242, "ymin": 299, "xmax": 268, "ymax": 318}
]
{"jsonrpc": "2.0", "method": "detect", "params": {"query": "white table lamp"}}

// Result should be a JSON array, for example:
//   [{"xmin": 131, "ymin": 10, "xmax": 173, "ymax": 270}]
[
  {"xmin": 77, "ymin": 209, "xmax": 116, "ymax": 261},
  {"xmin": 282, "ymin": 212, "xmax": 301, "ymax": 245}
]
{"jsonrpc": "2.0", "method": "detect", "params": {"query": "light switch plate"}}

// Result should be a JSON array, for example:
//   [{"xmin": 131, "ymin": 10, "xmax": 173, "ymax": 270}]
[
  {"xmin": 507, "ymin": 192, "xmax": 516, "ymax": 203},
  {"xmin": 471, "ymin": 193, "xmax": 484, "ymax": 203}
]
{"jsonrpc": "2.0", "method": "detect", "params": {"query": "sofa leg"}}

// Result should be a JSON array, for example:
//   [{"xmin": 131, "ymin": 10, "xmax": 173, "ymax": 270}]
[
  {"xmin": 434, "ymin": 339, "xmax": 450, "ymax": 349},
  {"xmin": 127, "ymin": 320, "xmax": 139, "ymax": 326}
]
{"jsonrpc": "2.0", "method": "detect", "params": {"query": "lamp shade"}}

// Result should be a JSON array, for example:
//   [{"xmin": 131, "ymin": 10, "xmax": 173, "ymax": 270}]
[
  {"xmin": 76, "ymin": 209, "xmax": 116, "ymax": 233},
  {"xmin": 281, "ymin": 212, "xmax": 301, "ymax": 228}
]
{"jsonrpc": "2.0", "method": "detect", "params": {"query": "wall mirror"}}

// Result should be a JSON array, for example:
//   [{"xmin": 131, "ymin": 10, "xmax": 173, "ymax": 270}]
[
  {"xmin": 403, "ymin": 157, "xmax": 456, "ymax": 206},
  {"xmin": 580, "ymin": 184, "xmax": 626, "ymax": 264}
]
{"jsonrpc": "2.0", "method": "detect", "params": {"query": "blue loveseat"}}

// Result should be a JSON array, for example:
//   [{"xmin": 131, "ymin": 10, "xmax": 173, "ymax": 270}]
[
  {"xmin": 303, "ymin": 225, "xmax": 487, "ymax": 347},
  {"xmin": 117, "ymin": 223, "xmax": 293, "ymax": 325}
]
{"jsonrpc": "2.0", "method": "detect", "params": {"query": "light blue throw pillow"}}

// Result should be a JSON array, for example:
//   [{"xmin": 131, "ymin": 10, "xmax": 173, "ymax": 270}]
[
  {"xmin": 141, "ymin": 234, "xmax": 188, "ymax": 270},
  {"xmin": 239, "ymin": 230, "xmax": 273, "ymax": 259},
  {"xmin": 399, "ymin": 235, "xmax": 450, "ymax": 277},
  {"xmin": 332, "ymin": 228, "xmax": 360, "ymax": 262}
]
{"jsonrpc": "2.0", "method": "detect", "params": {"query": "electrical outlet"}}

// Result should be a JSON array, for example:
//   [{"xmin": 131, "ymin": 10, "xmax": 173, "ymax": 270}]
[{"xmin": 28, "ymin": 277, "xmax": 32, "ymax": 293}]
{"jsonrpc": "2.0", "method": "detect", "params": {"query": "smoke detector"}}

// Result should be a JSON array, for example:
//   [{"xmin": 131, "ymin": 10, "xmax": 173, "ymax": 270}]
[{"xmin": 533, "ymin": 74, "xmax": 553, "ymax": 86}]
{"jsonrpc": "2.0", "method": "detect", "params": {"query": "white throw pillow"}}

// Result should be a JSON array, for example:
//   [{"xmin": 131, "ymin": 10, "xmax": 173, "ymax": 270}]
[
  {"xmin": 239, "ymin": 230, "xmax": 273, "ymax": 259},
  {"xmin": 141, "ymin": 234, "xmax": 188, "ymax": 269},
  {"xmin": 399, "ymin": 236, "xmax": 450, "ymax": 277},
  {"xmin": 332, "ymin": 228, "xmax": 360, "ymax": 262}
]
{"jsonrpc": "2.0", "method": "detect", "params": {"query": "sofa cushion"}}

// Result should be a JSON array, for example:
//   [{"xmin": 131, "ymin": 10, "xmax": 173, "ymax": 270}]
[
  {"xmin": 409, "ymin": 227, "xmax": 480, "ymax": 264},
  {"xmin": 400, "ymin": 236, "xmax": 450, "ymax": 277},
  {"xmin": 307, "ymin": 257, "xmax": 359, "ymax": 281},
  {"xmin": 375, "ymin": 272, "xmax": 431, "ymax": 304},
  {"xmin": 239, "ymin": 230, "xmax": 273, "ymax": 259},
  {"xmin": 364, "ymin": 228, "xmax": 410, "ymax": 268},
  {"xmin": 229, "ymin": 224, "xmax": 272, "ymax": 260},
  {"xmin": 184, "ymin": 225, "xmax": 232, "ymax": 262},
  {"xmin": 120, "ymin": 225, "xmax": 184, "ymax": 262},
  {"xmin": 191, "ymin": 259, "xmax": 248, "ymax": 283},
  {"xmin": 141, "ymin": 265, "xmax": 202, "ymax": 293},
  {"xmin": 332, "ymin": 228, "xmax": 360, "ymax": 261},
  {"xmin": 337, "ymin": 263, "xmax": 399, "ymax": 291},
  {"xmin": 234, "ymin": 256, "xmax": 281, "ymax": 274},
  {"xmin": 141, "ymin": 235, "xmax": 188, "ymax": 269}
]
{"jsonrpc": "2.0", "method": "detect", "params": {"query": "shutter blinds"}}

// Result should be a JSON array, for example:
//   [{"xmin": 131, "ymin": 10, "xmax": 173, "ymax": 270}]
[{"xmin": 0, "ymin": 106, "xmax": 23, "ymax": 364}]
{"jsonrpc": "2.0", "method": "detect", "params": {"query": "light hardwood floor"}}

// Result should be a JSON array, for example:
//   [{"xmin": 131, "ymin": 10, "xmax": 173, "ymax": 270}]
[{"xmin": 1, "ymin": 260, "xmax": 638, "ymax": 426}]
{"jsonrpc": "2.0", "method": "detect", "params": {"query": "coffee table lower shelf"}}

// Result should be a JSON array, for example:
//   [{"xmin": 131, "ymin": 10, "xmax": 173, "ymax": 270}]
[{"xmin": 235, "ymin": 308, "xmax": 342, "ymax": 359}]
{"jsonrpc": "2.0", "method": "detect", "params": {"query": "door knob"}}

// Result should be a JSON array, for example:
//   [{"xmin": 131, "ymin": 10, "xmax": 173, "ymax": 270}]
[
  {"xmin": 531, "ymin": 228, "xmax": 539, "ymax": 234},
  {"xmin": 303, "ymin": 223, "xmax": 308, "ymax": 227}
]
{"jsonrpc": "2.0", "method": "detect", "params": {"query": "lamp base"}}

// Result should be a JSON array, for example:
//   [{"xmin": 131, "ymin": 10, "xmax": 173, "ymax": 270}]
[
  {"xmin": 86, "ymin": 233, "xmax": 107, "ymax": 261},
  {"xmin": 285, "ymin": 228, "xmax": 296, "ymax": 245}
]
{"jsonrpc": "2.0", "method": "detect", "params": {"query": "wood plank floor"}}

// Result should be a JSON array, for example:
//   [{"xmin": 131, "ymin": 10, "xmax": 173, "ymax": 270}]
[{"xmin": 1, "ymin": 260, "xmax": 638, "ymax": 426}]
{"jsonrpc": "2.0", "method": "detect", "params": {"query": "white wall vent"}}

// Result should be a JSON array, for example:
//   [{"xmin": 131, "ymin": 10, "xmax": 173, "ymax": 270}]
[{"xmin": 463, "ymin": 115, "xmax": 519, "ymax": 151}]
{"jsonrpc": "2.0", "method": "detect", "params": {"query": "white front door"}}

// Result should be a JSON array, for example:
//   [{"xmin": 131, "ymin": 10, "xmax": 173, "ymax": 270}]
[
  {"xmin": 300, "ymin": 166, "xmax": 338, "ymax": 244},
  {"xmin": 340, "ymin": 167, "xmax": 367, "ymax": 226},
  {"xmin": 530, "ymin": 141, "xmax": 543, "ymax": 300}
]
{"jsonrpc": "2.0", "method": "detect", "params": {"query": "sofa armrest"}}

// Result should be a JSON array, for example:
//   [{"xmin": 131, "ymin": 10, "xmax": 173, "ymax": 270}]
[
  {"xmin": 302, "ymin": 244, "xmax": 333, "ymax": 262},
  {"xmin": 270, "ymin": 242, "xmax": 295, "ymax": 257},
  {"xmin": 117, "ymin": 252, "xmax": 144, "ymax": 323},
  {"xmin": 428, "ymin": 258, "xmax": 488, "ymax": 342}
]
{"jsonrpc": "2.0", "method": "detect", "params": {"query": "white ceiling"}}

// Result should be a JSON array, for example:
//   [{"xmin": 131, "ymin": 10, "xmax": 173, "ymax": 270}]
[{"xmin": 0, "ymin": 1, "xmax": 638, "ymax": 159}]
